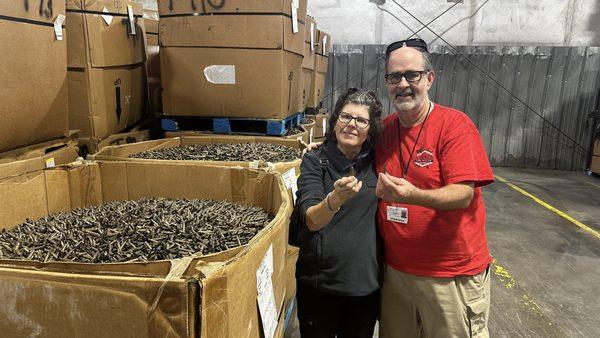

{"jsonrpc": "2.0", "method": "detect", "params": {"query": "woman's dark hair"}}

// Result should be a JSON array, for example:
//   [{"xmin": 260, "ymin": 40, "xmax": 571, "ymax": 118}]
[{"xmin": 325, "ymin": 88, "xmax": 383, "ymax": 144}]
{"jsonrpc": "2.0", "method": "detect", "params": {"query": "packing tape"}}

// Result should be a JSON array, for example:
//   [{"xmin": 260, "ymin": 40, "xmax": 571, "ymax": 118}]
[
  {"xmin": 204, "ymin": 65, "xmax": 236, "ymax": 84},
  {"xmin": 148, "ymin": 256, "xmax": 194, "ymax": 313}
]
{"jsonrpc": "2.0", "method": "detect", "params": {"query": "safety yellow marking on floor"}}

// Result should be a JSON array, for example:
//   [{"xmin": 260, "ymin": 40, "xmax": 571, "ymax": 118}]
[
  {"xmin": 495, "ymin": 175, "xmax": 600, "ymax": 240},
  {"xmin": 492, "ymin": 260, "xmax": 549, "ymax": 321}
]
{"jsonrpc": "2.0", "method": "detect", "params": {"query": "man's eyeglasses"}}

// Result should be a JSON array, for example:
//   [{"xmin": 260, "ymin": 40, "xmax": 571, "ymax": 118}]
[
  {"xmin": 338, "ymin": 112, "xmax": 370, "ymax": 129},
  {"xmin": 385, "ymin": 38, "xmax": 429, "ymax": 56},
  {"xmin": 384, "ymin": 70, "xmax": 429, "ymax": 84}
]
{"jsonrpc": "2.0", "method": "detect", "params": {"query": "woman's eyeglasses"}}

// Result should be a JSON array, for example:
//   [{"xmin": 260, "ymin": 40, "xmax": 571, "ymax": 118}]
[{"xmin": 338, "ymin": 112, "xmax": 370, "ymax": 129}]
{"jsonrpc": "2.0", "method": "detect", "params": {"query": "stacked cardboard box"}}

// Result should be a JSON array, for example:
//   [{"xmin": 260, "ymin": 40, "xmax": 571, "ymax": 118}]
[
  {"xmin": 66, "ymin": 0, "xmax": 147, "ymax": 154},
  {"xmin": 592, "ymin": 139, "xmax": 600, "ymax": 174},
  {"xmin": 0, "ymin": 162, "xmax": 292, "ymax": 337},
  {"xmin": 308, "ymin": 28, "xmax": 331, "ymax": 109},
  {"xmin": 145, "ymin": 14, "xmax": 161, "ymax": 114},
  {"xmin": 302, "ymin": 16, "xmax": 318, "ymax": 109},
  {"xmin": 0, "ymin": 3, "xmax": 69, "ymax": 153},
  {"xmin": 159, "ymin": 0, "xmax": 307, "ymax": 120}
]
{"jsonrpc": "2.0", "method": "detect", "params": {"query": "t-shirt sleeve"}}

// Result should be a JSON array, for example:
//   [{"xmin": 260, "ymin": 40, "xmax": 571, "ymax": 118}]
[
  {"xmin": 297, "ymin": 152, "xmax": 326, "ymax": 226},
  {"xmin": 440, "ymin": 116, "xmax": 494, "ymax": 187}
]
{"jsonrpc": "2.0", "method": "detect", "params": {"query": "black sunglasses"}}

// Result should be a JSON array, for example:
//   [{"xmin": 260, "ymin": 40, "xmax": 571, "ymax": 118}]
[{"xmin": 385, "ymin": 38, "xmax": 429, "ymax": 56}]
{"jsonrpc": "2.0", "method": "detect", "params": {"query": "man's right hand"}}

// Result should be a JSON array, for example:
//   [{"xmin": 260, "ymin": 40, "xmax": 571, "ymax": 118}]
[{"xmin": 301, "ymin": 141, "xmax": 323, "ymax": 156}]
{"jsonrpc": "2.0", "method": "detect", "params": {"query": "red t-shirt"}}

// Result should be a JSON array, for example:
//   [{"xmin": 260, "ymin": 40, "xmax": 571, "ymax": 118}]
[{"xmin": 374, "ymin": 104, "xmax": 494, "ymax": 277}]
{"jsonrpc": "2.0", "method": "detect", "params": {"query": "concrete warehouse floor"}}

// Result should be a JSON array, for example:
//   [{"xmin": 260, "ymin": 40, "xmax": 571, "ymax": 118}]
[{"xmin": 285, "ymin": 167, "xmax": 600, "ymax": 337}]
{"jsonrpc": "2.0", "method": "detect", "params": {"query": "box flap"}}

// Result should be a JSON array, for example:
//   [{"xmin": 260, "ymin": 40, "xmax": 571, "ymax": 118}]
[
  {"xmin": 158, "ymin": 0, "xmax": 307, "ymax": 19},
  {"xmin": 0, "ymin": 1, "xmax": 66, "ymax": 23},
  {"xmin": 68, "ymin": 0, "xmax": 146, "ymax": 67}
]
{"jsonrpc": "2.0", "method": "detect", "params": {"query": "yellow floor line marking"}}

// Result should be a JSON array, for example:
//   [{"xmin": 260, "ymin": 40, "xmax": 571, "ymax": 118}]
[
  {"xmin": 492, "ymin": 260, "xmax": 552, "ymax": 322},
  {"xmin": 495, "ymin": 175, "xmax": 600, "ymax": 240}
]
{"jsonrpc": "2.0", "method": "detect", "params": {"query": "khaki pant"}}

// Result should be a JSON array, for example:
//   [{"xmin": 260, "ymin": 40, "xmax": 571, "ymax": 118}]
[{"xmin": 380, "ymin": 265, "xmax": 490, "ymax": 338}]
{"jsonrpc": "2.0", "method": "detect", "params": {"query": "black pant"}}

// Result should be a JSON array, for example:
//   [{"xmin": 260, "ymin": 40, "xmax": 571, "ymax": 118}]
[{"xmin": 296, "ymin": 283, "xmax": 379, "ymax": 338}]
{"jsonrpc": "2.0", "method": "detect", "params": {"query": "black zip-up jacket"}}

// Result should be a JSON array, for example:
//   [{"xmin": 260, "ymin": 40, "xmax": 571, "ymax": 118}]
[{"xmin": 295, "ymin": 140, "xmax": 380, "ymax": 296}]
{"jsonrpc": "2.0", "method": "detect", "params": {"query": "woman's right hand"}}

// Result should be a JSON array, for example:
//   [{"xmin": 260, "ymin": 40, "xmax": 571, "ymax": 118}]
[{"xmin": 330, "ymin": 176, "xmax": 363, "ymax": 208}]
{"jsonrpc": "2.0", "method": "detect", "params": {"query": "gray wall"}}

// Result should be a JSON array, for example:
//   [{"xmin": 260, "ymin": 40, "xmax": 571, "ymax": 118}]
[
  {"xmin": 310, "ymin": 0, "xmax": 600, "ymax": 46},
  {"xmin": 323, "ymin": 45, "xmax": 600, "ymax": 170}
]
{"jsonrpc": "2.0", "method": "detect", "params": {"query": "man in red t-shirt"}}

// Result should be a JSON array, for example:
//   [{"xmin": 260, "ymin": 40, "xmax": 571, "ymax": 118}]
[{"xmin": 375, "ymin": 39, "xmax": 495, "ymax": 338}]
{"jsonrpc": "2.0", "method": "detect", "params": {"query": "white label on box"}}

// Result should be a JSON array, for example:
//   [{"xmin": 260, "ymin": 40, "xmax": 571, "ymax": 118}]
[
  {"xmin": 204, "ymin": 65, "xmax": 236, "ymax": 84},
  {"xmin": 323, "ymin": 35, "xmax": 328, "ymax": 54},
  {"xmin": 127, "ymin": 5, "xmax": 136, "ymax": 35},
  {"xmin": 322, "ymin": 116, "xmax": 327, "ymax": 133},
  {"xmin": 249, "ymin": 161, "xmax": 260, "ymax": 169},
  {"xmin": 309, "ymin": 127, "xmax": 314, "ymax": 143},
  {"xmin": 101, "ymin": 7, "xmax": 113, "ymax": 25},
  {"xmin": 310, "ymin": 23, "xmax": 315, "ymax": 51},
  {"xmin": 282, "ymin": 168, "xmax": 298, "ymax": 204},
  {"xmin": 291, "ymin": 0, "xmax": 299, "ymax": 34},
  {"xmin": 53, "ymin": 14, "xmax": 65, "ymax": 41},
  {"xmin": 45, "ymin": 158, "xmax": 56, "ymax": 168},
  {"xmin": 257, "ymin": 245, "xmax": 277, "ymax": 338}
]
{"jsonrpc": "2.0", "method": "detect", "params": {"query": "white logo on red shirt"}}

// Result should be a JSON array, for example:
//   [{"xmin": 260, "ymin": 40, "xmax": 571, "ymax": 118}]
[{"xmin": 414, "ymin": 149, "xmax": 434, "ymax": 167}]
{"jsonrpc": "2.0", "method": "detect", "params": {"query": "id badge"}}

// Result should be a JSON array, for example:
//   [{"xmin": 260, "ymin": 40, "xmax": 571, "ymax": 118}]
[{"xmin": 387, "ymin": 205, "xmax": 408, "ymax": 224}]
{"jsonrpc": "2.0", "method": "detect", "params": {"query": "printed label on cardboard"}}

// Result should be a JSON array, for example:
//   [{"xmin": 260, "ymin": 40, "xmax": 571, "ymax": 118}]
[
  {"xmin": 54, "ymin": 14, "xmax": 65, "ymax": 41},
  {"xmin": 127, "ymin": 5, "xmax": 136, "ymax": 35},
  {"xmin": 101, "ymin": 7, "xmax": 113, "ymax": 25},
  {"xmin": 282, "ymin": 168, "xmax": 299, "ymax": 203},
  {"xmin": 204, "ymin": 65, "xmax": 236, "ymax": 85},
  {"xmin": 256, "ymin": 245, "xmax": 277, "ymax": 338},
  {"xmin": 323, "ymin": 36, "xmax": 328, "ymax": 54},
  {"xmin": 322, "ymin": 117, "xmax": 327, "ymax": 133},
  {"xmin": 45, "ymin": 158, "xmax": 56, "ymax": 168},
  {"xmin": 291, "ymin": 0, "xmax": 299, "ymax": 34},
  {"xmin": 310, "ymin": 23, "xmax": 315, "ymax": 51}
]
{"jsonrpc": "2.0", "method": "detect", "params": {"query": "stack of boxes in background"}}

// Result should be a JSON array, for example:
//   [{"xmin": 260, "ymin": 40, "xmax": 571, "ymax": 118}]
[
  {"xmin": 0, "ymin": 0, "xmax": 333, "ymax": 335},
  {"xmin": 0, "ymin": 2, "xmax": 77, "ymax": 178},
  {"xmin": 307, "ymin": 28, "xmax": 332, "ymax": 142},
  {"xmin": 66, "ymin": 0, "xmax": 149, "ymax": 156},
  {"xmin": 144, "ymin": 9, "xmax": 161, "ymax": 116}
]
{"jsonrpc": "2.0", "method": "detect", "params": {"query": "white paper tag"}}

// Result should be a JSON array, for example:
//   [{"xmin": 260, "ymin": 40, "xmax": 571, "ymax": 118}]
[
  {"xmin": 45, "ymin": 158, "xmax": 56, "ymax": 168},
  {"xmin": 282, "ymin": 168, "xmax": 299, "ymax": 203},
  {"xmin": 322, "ymin": 35, "xmax": 328, "ymax": 54},
  {"xmin": 249, "ymin": 161, "xmax": 260, "ymax": 169},
  {"xmin": 387, "ymin": 206, "xmax": 408, "ymax": 224},
  {"xmin": 101, "ymin": 7, "xmax": 113, "ymax": 25},
  {"xmin": 127, "ymin": 5, "xmax": 136, "ymax": 35},
  {"xmin": 256, "ymin": 245, "xmax": 277, "ymax": 338},
  {"xmin": 291, "ymin": 0, "xmax": 299, "ymax": 34},
  {"xmin": 309, "ymin": 127, "xmax": 314, "ymax": 143},
  {"xmin": 322, "ymin": 116, "xmax": 327, "ymax": 133},
  {"xmin": 53, "ymin": 14, "xmax": 65, "ymax": 41},
  {"xmin": 204, "ymin": 65, "xmax": 236, "ymax": 84},
  {"xmin": 310, "ymin": 23, "xmax": 315, "ymax": 51}
]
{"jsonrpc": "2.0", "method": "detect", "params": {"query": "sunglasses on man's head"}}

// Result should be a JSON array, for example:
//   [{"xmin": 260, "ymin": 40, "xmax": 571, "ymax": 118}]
[{"xmin": 385, "ymin": 38, "xmax": 429, "ymax": 56}]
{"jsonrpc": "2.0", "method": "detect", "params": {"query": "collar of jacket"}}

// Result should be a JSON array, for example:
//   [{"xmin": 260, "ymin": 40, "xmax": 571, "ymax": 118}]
[{"xmin": 323, "ymin": 139, "xmax": 372, "ymax": 173}]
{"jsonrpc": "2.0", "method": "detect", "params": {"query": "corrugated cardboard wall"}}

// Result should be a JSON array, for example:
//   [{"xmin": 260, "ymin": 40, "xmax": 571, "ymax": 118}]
[{"xmin": 323, "ymin": 45, "xmax": 600, "ymax": 171}]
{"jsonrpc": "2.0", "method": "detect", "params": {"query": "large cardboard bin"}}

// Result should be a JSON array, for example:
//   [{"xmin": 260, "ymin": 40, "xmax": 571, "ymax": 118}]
[
  {"xmin": 0, "ymin": 134, "xmax": 79, "ymax": 180},
  {"xmin": 0, "ymin": 162, "xmax": 292, "ymax": 337},
  {"xmin": 67, "ymin": 0, "xmax": 147, "ymax": 141},
  {"xmin": 0, "ymin": 3, "xmax": 69, "ymax": 152}
]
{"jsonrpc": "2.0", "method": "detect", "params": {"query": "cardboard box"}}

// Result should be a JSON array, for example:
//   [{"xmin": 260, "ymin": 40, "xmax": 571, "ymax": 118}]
[
  {"xmin": 0, "ymin": 162, "xmax": 292, "ymax": 337},
  {"xmin": 305, "ymin": 29, "xmax": 331, "ymax": 108},
  {"xmin": 309, "ymin": 111, "xmax": 329, "ymax": 140},
  {"xmin": 78, "ymin": 119, "xmax": 154, "ymax": 157},
  {"xmin": 89, "ymin": 135, "xmax": 302, "ymax": 176},
  {"xmin": 0, "ymin": 2, "xmax": 69, "ymax": 153},
  {"xmin": 591, "ymin": 139, "xmax": 600, "ymax": 174},
  {"xmin": 302, "ymin": 16, "xmax": 317, "ymax": 71},
  {"xmin": 159, "ymin": 0, "xmax": 307, "ymax": 120},
  {"xmin": 284, "ymin": 127, "xmax": 310, "ymax": 145},
  {"xmin": 145, "ymin": 17, "xmax": 161, "ymax": 114},
  {"xmin": 284, "ymin": 246, "xmax": 300, "ymax": 309},
  {"xmin": 0, "ymin": 134, "xmax": 79, "ymax": 180},
  {"xmin": 162, "ymin": 47, "xmax": 303, "ymax": 119},
  {"xmin": 67, "ymin": 0, "xmax": 147, "ymax": 141},
  {"xmin": 301, "ymin": 119, "xmax": 316, "ymax": 143},
  {"xmin": 316, "ymin": 29, "xmax": 331, "ymax": 72}
]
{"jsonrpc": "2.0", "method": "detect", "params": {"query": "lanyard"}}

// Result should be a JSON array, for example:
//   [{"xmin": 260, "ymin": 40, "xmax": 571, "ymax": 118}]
[{"xmin": 397, "ymin": 101, "xmax": 432, "ymax": 179}]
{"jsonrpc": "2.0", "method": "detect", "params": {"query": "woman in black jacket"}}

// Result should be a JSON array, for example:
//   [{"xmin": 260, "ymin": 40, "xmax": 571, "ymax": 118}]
[{"xmin": 295, "ymin": 88, "xmax": 383, "ymax": 337}]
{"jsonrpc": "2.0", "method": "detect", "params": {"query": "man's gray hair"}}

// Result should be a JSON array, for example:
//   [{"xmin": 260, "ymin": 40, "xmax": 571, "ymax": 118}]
[{"xmin": 385, "ymin": 48, "xmax": 433, "ymax": 72}]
